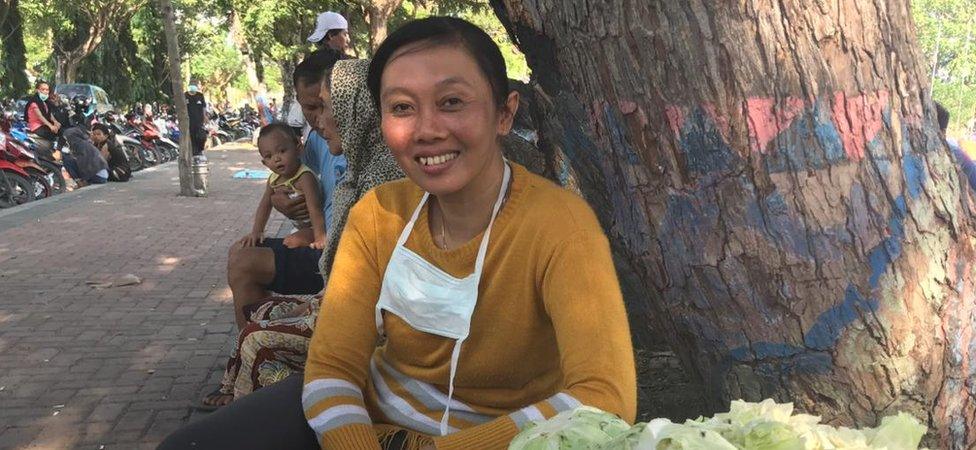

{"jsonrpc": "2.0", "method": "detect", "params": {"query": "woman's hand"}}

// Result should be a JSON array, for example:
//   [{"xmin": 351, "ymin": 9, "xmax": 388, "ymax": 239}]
[
  {"xmin": 239, "ymin": 231, "xmax": 264, "ymax": 248},
  {"xmin": 269, "ymin": 186, "xmax": 309, "ymax": 221}
]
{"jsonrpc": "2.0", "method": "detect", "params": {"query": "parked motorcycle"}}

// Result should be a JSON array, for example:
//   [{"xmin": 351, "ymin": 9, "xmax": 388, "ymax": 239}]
[
  {"xmin": 101, "ymin": 112, "xmax": 147, "ymax": 171},
  {"xmin": 0, "ymin": 158, "xmax": 36, "ymax": 208},
  {"xmin": 0, "ymin": 112, "xmax": 64, "ymax": 196},
  {"xmin": 123, "ymin": 113, "xmax": 164, "ymax": 166},
  {"xmin": 0, "ymin": 131, "xmax": 53, "ymax": 199}
]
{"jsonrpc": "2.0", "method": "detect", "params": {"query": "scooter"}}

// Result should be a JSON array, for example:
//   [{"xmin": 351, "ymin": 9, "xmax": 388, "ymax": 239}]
[
  {"xmin": 100, "ymin": 112, "xmax": 147, "ymax": 172},
  {"xmin": 0, "ymin": 157, "xmax": 36, "ymax": 208},
  {"xmin": 123, "ymin": 114, "xmax": 163, "ymax": 167},
  {"xmin": 0, "ymin": 113, "xmax": 64, "ymax": 196},
  {"xmin": 0, "ymin": 131, "xmax": 54, "ymax": 198}
]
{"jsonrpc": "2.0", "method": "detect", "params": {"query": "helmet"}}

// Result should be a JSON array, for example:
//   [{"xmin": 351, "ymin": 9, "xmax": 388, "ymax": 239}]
[{"xmin": 71, "ymin": 95, "xmax": 90, "ymax": 109}]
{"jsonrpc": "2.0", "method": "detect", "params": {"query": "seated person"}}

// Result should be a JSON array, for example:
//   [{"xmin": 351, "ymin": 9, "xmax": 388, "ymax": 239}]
[
  {"xmin": 162, "ymin": 17, "xmax": 635, "ymax": 450},
  {"xmin": 24, "ymin": 81, "xmax": 61, "ymax": 152},
  {"xmin": 90, "ymin": 123, "xmax": 131, "ymax": 182},
  {"xmin": 62, "ymin": 130, "xmax": 108, "ymax": 188},
  {"xmin": 224, "ymin": 49, "xmax": 347, "ymax": 332},
  {"xmin": 194, "ymin": 57, "xmax": 403, "ymax": 412},
  {"xmin": 241, "ymin": 123, "xmax": 327, "ymax": 251}
]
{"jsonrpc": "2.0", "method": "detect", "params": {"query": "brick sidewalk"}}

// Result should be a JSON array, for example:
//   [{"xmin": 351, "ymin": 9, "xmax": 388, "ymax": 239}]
[{"xmin": 0, "ymin": 148, "xmax": 285, "ymax": 449}]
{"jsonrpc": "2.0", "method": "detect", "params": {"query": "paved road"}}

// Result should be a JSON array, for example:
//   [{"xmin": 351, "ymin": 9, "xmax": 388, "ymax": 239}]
[{"xmin": 0, "ymin": 148, "xmax": 283, "ymax": 449}]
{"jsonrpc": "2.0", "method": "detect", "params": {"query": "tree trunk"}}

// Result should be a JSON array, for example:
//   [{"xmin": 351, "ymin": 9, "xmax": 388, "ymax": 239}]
[
  {"xmin": 54, "ymin": 15, "xmax": 114, "ymax": 84},
  {"xmin": 229, "ymin": 11, "xmax": 262, "ymax": 99},
  {"xmin": 363, "ymin": 0, "xmax": 403, "ymax": 52},
  {"xmin": 62, "ymin": 57, "xmax": 82, "ymax": 84},
  {"xmin": 491, "ymin": 0, "xmax": 976, "ymax": 447},
  {"xmin": 0, "ymin": 0, "xmax": 29, "ymax": 96},
  {"xmin": 279, "ymin": 56, "xmax": 297, "ymax": 122},
  {"xmin": 158, "ymin": 0, "xmax": 194, "ymax": 197}
]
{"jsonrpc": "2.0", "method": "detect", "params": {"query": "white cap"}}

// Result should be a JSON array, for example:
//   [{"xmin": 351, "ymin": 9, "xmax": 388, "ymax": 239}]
[{"xmin": 307, "ymin": 12, "xmax": 348, "ymax": 43}]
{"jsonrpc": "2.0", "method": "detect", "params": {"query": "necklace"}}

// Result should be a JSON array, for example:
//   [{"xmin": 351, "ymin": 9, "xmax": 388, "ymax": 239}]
[
  {"xmin": 437, "ymin": 203, "xmax": 450, "ymax": 250},
  {"xmin": 433, "ymin": 165, "xmax": 513, "ymax": 251}
]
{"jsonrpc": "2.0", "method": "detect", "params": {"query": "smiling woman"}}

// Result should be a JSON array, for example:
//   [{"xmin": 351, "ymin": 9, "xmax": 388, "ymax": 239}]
[
  {"xmin": 299, "ymin": 16, "xmax": 636, "ymax": 450},
  {"xmin": 159, "ymin": 16, "xmax": 635, "ymax": 450}
]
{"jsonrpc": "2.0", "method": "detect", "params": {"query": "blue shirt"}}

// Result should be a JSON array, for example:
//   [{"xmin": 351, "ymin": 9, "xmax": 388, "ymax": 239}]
[
  {"xmin": 301, "ymin": 131, "xmax": 346, "ymax": 227},
  {"xmin": 256, "ymin": 95, "xmax": 275, "ymax": 124}
]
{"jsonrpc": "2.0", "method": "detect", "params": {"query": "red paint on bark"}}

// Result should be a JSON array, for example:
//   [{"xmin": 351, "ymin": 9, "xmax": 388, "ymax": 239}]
[
  {"xmin": 831, "ymin": 91, "xmax": 890, "ymax": 161},
  {"xmin": 745, "ymin": 97, "xmax": 806, "ymax": 154}
]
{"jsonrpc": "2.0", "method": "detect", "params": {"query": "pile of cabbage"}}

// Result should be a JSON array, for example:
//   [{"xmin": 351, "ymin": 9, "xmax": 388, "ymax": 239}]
[{"xmin": 508, "ymin": 399, "xmax": 927, "ymax": 450}]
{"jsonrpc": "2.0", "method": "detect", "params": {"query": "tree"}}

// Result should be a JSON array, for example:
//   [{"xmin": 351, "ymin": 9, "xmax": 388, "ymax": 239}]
[
  {"xmin": 913, "ymin": 0, "xmax": 976, "ymax": 129},
  {"xmin": 490, "ymin": 0, "xmax": 975, "ymax": 447},
  {"xmin": 0, "ymin": 0, "xmax": 30, "ymax": 96},
  {"xmin": 44, "ymin": 0, "xmax": 147, "ymax": 83},
  {"xmin": 159, "ymin": 0, "xmax": 194, "ymax": 196},
  {"xmin": 352, "ymin": 0, "xmax": 403, "ymax": 51}
]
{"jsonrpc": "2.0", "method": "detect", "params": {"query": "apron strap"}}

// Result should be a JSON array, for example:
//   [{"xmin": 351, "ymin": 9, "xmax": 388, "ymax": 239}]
[
  {"xmin": 396, "ymin": 192, "xmax": 430, "ymax": 249},
  {"xmin": 439, "ymin": 338, "xmax": 465, "ymax": 436},
  {"xmin": 473, "ymin": 162, "xmax": 511, "ymax": 275}
]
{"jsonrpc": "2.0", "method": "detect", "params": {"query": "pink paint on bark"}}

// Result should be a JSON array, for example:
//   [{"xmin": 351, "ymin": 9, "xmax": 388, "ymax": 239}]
[
  {"xmin": 665, "ymin": 105, "xmax": 685, "ymax": 138},
  {"xmin": 745, "ymin": 97, "xmax": 806, "ymax": 154},
  {"xmin": 831, "ymin": 91, "xmax": 889, "ymax": 160},
  {"xmin": 619, "ymin": 100, "xmax": 638, "ymax": 114}
]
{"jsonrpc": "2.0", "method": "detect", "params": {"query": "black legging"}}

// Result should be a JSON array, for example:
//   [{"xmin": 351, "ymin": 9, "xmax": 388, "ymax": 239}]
[
  {"xmin": 160, "ymin": 374, "xmax": 420, "ymax": 449},
  {"xmin": 158, "ymin": 375, "xmax": 318, "ymax": 449},
  {"xmin": 190, "ymin": 127, "xmax": 206, "ymax": 156}
]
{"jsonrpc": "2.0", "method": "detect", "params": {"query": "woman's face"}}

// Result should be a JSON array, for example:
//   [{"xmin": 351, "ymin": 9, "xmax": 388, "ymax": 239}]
[
  {"xmin": 378, "ymin": 44, "xmax": 517, "ymax": 197},
  {"xmin": 316, "ymin": 82, "xmax": 343, "ymax": 156},
  {"xmin": 37, "ymin": 84, "xmax": 49, "ymax": 96}
]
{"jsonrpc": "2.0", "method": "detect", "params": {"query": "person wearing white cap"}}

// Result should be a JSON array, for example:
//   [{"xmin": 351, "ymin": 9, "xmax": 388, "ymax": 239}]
[{"xmin": 307, "ymin": 11, "xmax": 350, "ymax": 54}]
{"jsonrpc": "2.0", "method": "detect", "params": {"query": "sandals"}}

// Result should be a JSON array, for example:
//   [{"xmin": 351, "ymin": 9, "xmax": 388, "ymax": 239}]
[{"xmin": 194, "ymin": 387, "xmax": 233, "ymax": 411}]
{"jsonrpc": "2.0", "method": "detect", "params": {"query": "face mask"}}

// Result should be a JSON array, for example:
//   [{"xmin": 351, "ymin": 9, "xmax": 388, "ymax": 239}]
[
  {"xmin": 188, "ymin": 85, "xmax": 198, "ymax": 93},
  {"xmin": 38, "ymin": 93, "xmax": 48, "ymax": 101}
]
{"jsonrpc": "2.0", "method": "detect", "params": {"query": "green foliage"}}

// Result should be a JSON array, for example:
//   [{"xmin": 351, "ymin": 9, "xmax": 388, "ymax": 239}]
[
  {"xmin": 913, "ymin": 0, "xmax": 976, "ymax": 131},
  {"xmin": 394, "ymin": 0, "xmax": 530, "ymax": 81}
]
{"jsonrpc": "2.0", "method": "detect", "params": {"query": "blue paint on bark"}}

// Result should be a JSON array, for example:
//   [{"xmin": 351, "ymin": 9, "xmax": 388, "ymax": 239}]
[
  {"xmin": 803, "ymin": 284, "xmax": 878, "ymax": 350},
  {"xmin": 602, "ymin": 103, "xmax": 643, "ymax": 165},
  {"xmin": 764, "ymin": 104, "xmax": 848, "ymax": 173},
  {"xmin": 903, "ymin": 151, "xmax": 926, "ymax": 200},
  {"xmin": 676, "ymin": 108, "xmax": 739, "ymax": 175}
]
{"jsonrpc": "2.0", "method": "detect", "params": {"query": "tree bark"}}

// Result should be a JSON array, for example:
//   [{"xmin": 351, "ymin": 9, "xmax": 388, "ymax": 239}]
[
  {"xmin": 158, "ymin": 0, "xmax": 194, "ymax": 197},
  {"xmin": 361, "ymin": 0, "xmax": 403, "ymax": 52},
  {"xmin": 53, "ymin": 2, "xmax": 144, "ymax": 84},
  {"xmin": 0, "ymin": 0, "xmax": 29, "ymax": 95},
  {"xmin": 229, "ymin": 11, "xmax": 262, "ymax": 100},
  {"xmin": 491, "ymin": 0, "xmax": 976, "ymax": 447},
  {"xmin": 279, "ymin": 56, "xmax": 297, "ymax": 122}
]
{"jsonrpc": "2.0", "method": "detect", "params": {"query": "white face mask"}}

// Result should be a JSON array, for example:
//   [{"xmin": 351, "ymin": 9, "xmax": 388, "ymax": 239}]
[{"xmin": 375, "ymin": 162, "xmax": 511, "ymax": 436}]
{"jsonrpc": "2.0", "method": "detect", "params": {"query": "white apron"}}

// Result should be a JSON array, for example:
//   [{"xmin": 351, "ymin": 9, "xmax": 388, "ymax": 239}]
[{"xmin": 374, "ymin": 162, "xmax": 511, "ymax": 436}]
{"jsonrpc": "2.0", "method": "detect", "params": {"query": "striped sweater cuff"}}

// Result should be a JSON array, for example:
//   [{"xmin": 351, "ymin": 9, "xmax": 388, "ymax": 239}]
[
  {"xmin": 304, "ymin": 378, "xmax": 373, "ymax": 439},
  {"xmin": 433, "ymin": 392, "xmax": 583, "ymax": 450},
  {"xmin": 320, "ymin": 423, "xmax": 382, "ymax": 450},
  {"xmin": 433, "ymin": 418, "xmax": 519, "ymax": 450}
]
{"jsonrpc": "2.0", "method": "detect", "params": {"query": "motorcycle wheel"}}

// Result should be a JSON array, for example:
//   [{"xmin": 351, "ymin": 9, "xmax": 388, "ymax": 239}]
[
  {"xmin": 38, "ymin": 161, "xmax": 66, "ymax": 195},
  {"xmin": 165, "ymin": 144, "xmax": 179, "ymax": 161},
  {"xmin": 139, "ymin": 146, "xmax": 160, "ymax": 166},
  {"xmin": 157, "ymin": 142, "xmax": 176, "ymax": 162},
  {"xmin": 26, "ymin": 168, "xmax": 53, "ymax": 199},
  {"xmin": 0, "ymin": 172, "xmax": 36, "ymax": 207},
  {"xmin": 124, "ymin": 143, "xmax": 145, "ymax": 171}
]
